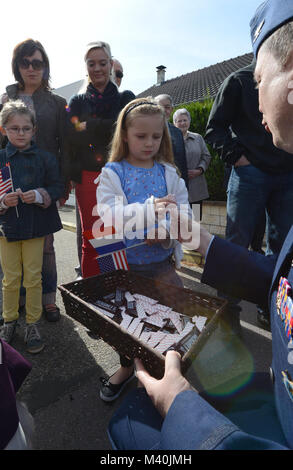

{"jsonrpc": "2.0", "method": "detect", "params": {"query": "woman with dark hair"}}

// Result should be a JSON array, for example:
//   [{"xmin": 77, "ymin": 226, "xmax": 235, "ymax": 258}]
[
  {"xmin": 0, "ymin": 38, "xmax": 67, "ymax": 322},
  {"xmin": 66, "ymin": 41, "xmax": 135, "ymax": 279}
]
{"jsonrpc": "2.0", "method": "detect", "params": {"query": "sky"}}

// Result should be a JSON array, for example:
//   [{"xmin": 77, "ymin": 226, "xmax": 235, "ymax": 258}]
[{"xmin": 0, "ymin": 0, "xmax": 262, "ymax": 98}]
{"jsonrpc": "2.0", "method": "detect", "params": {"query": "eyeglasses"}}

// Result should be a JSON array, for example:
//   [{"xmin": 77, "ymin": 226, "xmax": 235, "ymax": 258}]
[
  {"xmin": 115, "ymin": 70, "xmax": 123, "ymax": 79},
  {"xmin": 18, "ymin": 58, "xmax": 45, "ymax": 71},
  {"xmin": 5, "ymin": 126, "xmax": 34, "ymax": 134}
]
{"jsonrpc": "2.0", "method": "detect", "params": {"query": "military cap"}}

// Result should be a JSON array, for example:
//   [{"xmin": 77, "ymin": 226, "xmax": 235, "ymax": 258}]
[{"xmin": 250, "ymin": 0, "xmax": 293, "ymax": 57}]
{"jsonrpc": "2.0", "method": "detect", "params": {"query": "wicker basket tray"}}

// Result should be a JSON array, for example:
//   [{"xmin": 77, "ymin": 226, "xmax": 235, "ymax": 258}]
[{"xmin": 58, "ymin": 270, "xmax": 227, "ymax": 379}]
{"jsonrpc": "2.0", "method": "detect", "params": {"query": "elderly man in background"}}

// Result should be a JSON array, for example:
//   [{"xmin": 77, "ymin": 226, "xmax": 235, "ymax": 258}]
[
  {"xmin": 107, "ymin": 0, "xmax": 293, "ymax": 450},
  {"xmin": 154, "ymin": 94, "xmax": 189, "ymax": 190},
  {"xmin": 113, "ymin": 59, "xmax": 124, "ymax": 88}
]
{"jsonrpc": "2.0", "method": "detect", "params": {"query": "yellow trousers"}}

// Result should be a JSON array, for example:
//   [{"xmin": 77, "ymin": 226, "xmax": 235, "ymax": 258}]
[{"xmin": 0, "ymin": 237, "xmax": 45, "ymax": 324}]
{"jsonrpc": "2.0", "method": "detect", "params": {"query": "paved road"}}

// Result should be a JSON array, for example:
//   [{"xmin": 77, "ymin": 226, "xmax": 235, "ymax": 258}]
[{"xmin": 8, "ymin": 207, "xmax": 272, "ymax": 450}]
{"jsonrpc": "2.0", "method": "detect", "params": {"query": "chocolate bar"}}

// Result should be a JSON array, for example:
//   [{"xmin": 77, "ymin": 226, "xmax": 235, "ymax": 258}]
[
  {"xmin": 95, "ymin": 308, "xmax": 115, "ymax": 319},
  {"xmin": 155, "ymin": 334, "xmax": 179, "ymax": 354},
  {"xmin": 145, "ymin": 314, "xmax": 167, "ymax": 329},
  {"xmin": 133, "ymin": 322, "xmax": 144, "ymax": 338},
  {"xmin": 133, "ymin": 294, "xmax": 158, "ymax": 305},
  {"xmin": 178, "ymin": 322, "xmax": 194, "ymax": 341},
  {"xmin": 103, "ymin": 292, "xmax": 115, "ymax": 302},
  {"xmin": 140, "ymin": 331, "xmax": 151, "ymax": 344},
  {"xmin": 93, "ymin": 299, "xmax": 119, "ymax": 315},
  {"xmin": 169, "ymin": 311, "xmax": 184, "ymax": 333},
  {"xmin": 192, "ymin": 316, "xmax": 207, "ymax": 332},
  {"xmin": 120, "ymin": 313, "xmax": 133, "ymax": 330},
  {"xmin": 136, "ymin": 301, "xmax": 147, "ymax": 319},
  {"xmin": 178, "ymin": 330, "xmax": 199, "ymax": 353},
  {"xmin": 127, "ymin": 318, "xmax": 142, "ymax": 335},
  {"xmin": 115, "ymin": 288, "xmax": 126, "ymax": 306},
  {"xmin": 125, "ymin": 291, "xmax": 135, "ymax": 302},
  {"xmin": 156, "ymin": 304, "xmax": 172, "ymax": 313},
  {"xmin": 147, "ymin": 331, "xmax": 167, "ymax": 348},
  {"xmin": 126, "ymin": 300, "xmax": 138, "ymax": 317}
]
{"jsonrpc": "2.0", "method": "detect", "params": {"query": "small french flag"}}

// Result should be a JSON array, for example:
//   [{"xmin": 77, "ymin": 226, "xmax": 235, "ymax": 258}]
[{"xmin": 84, "ymin": 225, "xmax": 129, "ymax": 274}]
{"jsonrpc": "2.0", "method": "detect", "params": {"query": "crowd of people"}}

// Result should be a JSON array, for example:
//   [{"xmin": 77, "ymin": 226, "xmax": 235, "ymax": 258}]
[{"xmin": 1, "ymin": 0, "xmax": 293, "ymax": 451}]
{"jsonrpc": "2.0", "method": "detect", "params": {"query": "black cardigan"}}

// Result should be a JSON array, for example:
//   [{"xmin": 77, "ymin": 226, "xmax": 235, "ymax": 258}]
[
  {"xmin": 66, "ymin": 81, "xmax": 135, "ymax": 183},
  {"xmin": 205, "ymin": 63, "xmax": 293, "ymax": 174}
]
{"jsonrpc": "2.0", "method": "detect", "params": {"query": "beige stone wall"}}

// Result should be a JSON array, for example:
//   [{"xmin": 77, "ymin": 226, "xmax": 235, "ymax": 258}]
[{"xmin": 201, "ymin": 201, "xmax": 227, "ymax": 237}]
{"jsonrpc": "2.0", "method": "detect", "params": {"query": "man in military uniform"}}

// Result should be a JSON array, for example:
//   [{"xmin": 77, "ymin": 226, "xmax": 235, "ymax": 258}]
[{"xmin": 107, "ymin": 0, "xmax": 293, "ymax": 450}]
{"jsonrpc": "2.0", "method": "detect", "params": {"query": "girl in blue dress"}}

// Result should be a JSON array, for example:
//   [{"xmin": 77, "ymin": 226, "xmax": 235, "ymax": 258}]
[{"xmin": 97, "ymin": 98, "xmax": 191, "ymax": 402}]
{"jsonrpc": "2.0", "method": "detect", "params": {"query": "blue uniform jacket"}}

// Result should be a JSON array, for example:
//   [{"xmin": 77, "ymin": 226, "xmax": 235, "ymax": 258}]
[
  {"xmin": 160, "ymin": 227, "xmax": 293, "ymax": 450},
  {"xmin": 0, "ymin": 142, "xmax": 63, "ymax": 241}
]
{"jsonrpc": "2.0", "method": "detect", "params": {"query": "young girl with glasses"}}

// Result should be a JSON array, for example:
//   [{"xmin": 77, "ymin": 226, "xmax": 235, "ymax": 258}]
[
  {"xmin": 0, "ymin": 101, "xmax": 63, "ymax": 354},
  {"xmin": 96, "ymin": 98, "xmax": 191, "ymax": 402}
]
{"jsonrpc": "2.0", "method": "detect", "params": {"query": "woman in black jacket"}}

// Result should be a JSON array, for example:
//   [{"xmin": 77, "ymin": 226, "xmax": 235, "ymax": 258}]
[
  {"xmin": 0, "ymin": 39, "xmax": 67, "ymax": 323},
  {"xmin": 66, "ymin": 41, "xmax": 135, "ymax": 278}
]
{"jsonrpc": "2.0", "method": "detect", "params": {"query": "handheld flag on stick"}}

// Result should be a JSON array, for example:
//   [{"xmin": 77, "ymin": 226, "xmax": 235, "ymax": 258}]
[
  {"xmin": 0, "ymin": 164, "xmax": 13, "ymax": 198},
  {"xmin": 0, "ymin": 163, "xmax": 19, "ymax": 218},
  {"xmin": 85, "ymin": 225, "xmax": 126, "ymax": 257},
  {"xmin": 85, "ymin": 225, "xmax": 129, "ymax": 274},
  {"xmin": 97, "ymin": 250, "xmax": 129, "ymax": 274},
  {"xmin": 84, "ymin": 225, "xmax": 146, "ymax": 275}
]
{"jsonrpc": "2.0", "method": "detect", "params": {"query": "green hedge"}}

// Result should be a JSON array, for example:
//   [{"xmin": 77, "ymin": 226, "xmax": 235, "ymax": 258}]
[{"xmin": 171, "ymin": 99, "xmax": 226, "ymax": 201}]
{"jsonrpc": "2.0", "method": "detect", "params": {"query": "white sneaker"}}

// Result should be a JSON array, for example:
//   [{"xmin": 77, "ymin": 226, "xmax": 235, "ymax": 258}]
[{"xmin": 24, "ymin": 323, "xmax": 45, "ymax": 354}]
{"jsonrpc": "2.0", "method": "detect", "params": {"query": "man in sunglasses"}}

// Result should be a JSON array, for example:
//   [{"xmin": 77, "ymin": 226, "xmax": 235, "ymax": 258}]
[{"xmin": 113, "ymin": 59, "xmax": 124, "ymax": 88}]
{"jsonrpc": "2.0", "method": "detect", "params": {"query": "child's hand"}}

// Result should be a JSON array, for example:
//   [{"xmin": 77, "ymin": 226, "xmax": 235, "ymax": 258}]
[
  {"xmin": 3, "ymin": 192, "xmax": 19, "ymax": 207},
  {"xmin": 76, "ymin": 121, "xmax": 86, "ymax": 131},
  {"xmin": 154, "ymin": 194, "xmax": 177, "ymax": 213},
  {"xmin": 21, "ymin": 190, "xmax": 36, "ymax": 204}
]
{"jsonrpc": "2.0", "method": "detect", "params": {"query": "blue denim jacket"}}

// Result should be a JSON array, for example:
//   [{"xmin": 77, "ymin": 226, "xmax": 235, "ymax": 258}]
[{"xmin": 0, "ymin": 142, "xmax": 63, "ymax": 241}]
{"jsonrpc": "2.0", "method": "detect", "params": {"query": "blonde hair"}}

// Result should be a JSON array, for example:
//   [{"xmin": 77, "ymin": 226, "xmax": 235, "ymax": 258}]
[
  {"xmin": 0, "ymin": 100, "xmax": 36, "ymax": 128},
  {"xmin": 109, "ymin": 98, "xmax": 175, "ymax": 165},
  {"xmin": 78, "ymin": 41, "xmax": 115, "ymax": 94}
]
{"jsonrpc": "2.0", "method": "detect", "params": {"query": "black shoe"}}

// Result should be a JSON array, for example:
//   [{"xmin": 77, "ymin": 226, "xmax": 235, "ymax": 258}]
[
  {"xmin": 257, "ymin": 308, "xmax": 271, "ymax": 331},
  {"xmin": 99, "ymin": 371, "xmax": 135, "ymax": 402},
  {"xmin": 43, "ymin": 305, "xmax": 61, "ymax": 322}
]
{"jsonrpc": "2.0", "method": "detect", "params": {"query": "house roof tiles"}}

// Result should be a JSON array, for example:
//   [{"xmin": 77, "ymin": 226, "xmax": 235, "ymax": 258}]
[{"xmin": 137, "ymin": 52, "xmax": 253, "ymax": 105}]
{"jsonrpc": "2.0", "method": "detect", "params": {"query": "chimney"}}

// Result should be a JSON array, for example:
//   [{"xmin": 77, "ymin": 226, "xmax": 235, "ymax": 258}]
[{"xmin": 156, "ymin": 65, "xmax": 166, "ymax": 85}]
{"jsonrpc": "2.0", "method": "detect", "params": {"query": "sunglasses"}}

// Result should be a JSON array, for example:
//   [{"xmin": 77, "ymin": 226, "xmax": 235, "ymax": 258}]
[
  {"xmin": 19, "ymin": 58, "xmax": 45, "ymax": 71},
  {"xmin": 115, "ymin": 70, "xmax": 123, "ymax": 79}
]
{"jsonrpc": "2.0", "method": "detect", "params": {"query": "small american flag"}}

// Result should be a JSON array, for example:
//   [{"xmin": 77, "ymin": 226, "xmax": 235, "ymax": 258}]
[
  {"xmin": 0, "ymin": 165, "xmax": 13, "ymax": 198},
  {"xmin": 98, "ymin": 250, "xmax": 129, "ymax": 274}
]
